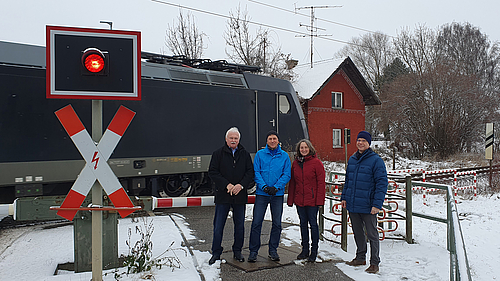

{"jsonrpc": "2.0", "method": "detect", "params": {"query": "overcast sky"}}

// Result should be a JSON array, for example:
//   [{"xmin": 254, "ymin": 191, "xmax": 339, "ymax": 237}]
[{"xmin": 2, "ymin": 0, "xmax": 499, "ymax": 69}]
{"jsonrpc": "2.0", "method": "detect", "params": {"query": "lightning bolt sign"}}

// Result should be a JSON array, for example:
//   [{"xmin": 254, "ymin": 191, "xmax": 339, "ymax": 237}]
[
  {"xmin": 54, "ymin": 105, "xmax": 136, "ymax": 220},
  {"xmin": 92, "ymin": 151, "xmax": 99, "ymax": 169}
]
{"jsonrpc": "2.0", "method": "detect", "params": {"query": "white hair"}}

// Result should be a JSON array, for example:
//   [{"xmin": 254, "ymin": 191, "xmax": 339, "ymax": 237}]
[{"xmin": 225, "ymin": 127, "xmax": 241, "ymax": 139}]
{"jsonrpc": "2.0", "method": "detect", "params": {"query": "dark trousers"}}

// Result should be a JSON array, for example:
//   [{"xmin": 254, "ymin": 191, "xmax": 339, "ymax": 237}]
[
  {"xmin": 211, "ymin": 203, "xmax": 245, "ymax": 257},
  {"xmin": 249, "ymin": 195, "xmax": 283, "ymax": 254},
  {"xmin": 296, "ymin": 206, "xmax": 319, "ymax": 254},
  {"xmin": 349, "ymin": 212, "xmax": 380, "ymax": 266}
]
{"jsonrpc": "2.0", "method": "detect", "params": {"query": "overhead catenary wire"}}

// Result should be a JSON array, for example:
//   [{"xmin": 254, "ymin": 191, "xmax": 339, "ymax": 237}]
[
  {"xmin": 248, "ymin": 0, "xmax": 396, "ymax": 38},
  {"xmin": 151, "ymin": 0, "xmax": 366, "ymax": 48}
]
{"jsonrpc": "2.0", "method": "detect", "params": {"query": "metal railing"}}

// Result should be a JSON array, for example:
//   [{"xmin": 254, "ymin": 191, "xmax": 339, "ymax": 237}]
[{"xmin": 320, "ymin": 172, "xmax": 472, "ymax": 281}]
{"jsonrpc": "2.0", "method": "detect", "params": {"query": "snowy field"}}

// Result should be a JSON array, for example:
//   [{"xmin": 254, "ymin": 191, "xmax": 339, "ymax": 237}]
[{"xmin": 0, "ymin": 190, "xmax": 498, "ymax": 281}]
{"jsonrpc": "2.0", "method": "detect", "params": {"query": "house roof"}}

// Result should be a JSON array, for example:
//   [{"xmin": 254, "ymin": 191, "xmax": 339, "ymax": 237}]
[{"xmin": 292, "ymin": 57, "xmax": 381, "ymax": 105}]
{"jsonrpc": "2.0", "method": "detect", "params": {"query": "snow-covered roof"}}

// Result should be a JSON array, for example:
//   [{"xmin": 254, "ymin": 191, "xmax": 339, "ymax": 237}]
[
  {"xmin": 292, "ymin": 58, "xmax": 344, "ymax": 99},
  {"xmin": 292, "ymin": 57, "xmax": 381, "ymax": 105}
]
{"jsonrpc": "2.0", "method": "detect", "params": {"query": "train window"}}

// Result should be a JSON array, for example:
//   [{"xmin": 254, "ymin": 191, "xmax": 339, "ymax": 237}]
[{"xmin": 279, "ymin": 95, "xmax": 290, "ymax": 114}]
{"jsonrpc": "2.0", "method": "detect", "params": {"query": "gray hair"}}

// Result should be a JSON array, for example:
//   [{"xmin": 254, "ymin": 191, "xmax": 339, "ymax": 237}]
[{"xmin": 225, "ymin": 127, "xmax": 241, "ymax": 139}]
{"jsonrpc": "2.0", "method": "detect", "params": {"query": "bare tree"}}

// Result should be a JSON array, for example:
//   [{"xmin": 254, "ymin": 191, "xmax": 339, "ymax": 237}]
[
  {"xmin": 165, "ymin": 10, "xmax": 206, "ymax": 59},
  {"xmin": 393, "ymin": 25, "xmax": 438, "ymax": 76},
  {"xmin": 336, "ymin": 32, "xmax": 394, "ymax": 137},
  {"xmin": 336, "ymin": 32, "xmax": 394, "ymax": 90},
  {"xmin": 341, "ymin": 23, "xmax": 500, "ymax": 158},
  {"xmin": 224, "ymin": 5, "xmax": 295, "ymax": 80},
  {"xmin": 385, "ymin": 23, "xmax": 499, "ymax": 158}
]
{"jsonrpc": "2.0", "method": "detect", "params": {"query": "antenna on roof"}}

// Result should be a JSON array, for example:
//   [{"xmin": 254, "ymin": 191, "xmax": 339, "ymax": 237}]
[{"xmin": 295, "ymin": 5, "xmax": 341, "ymax": 68}]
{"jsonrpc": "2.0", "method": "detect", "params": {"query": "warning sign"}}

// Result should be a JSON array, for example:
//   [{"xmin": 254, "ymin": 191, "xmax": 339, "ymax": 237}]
[{"xmin": 54, "ymin": 105, "xmax": 136, "ymax": 220}]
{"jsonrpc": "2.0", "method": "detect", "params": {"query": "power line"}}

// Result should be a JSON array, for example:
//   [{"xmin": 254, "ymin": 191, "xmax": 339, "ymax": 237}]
[
  {"xmin": 294, "ymin": 57, "xmax": 342, "ymax": 70},
  {"xmin": 151, "ymin": 0, "xmax": 363, "ymax": 48},
  {"xmin": 248, "ymin": 0, "xmax": 393, "ymax": 37}
]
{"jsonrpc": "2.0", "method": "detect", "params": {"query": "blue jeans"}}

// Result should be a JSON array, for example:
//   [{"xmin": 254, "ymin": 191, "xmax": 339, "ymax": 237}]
[
  {"xmin": 249, "ymin": 195, "xmax": 284, "ymax": 254},
  {"xmin": 211, "ymin": 203, "xmax": 245, "ymax": 257},
  {"xmin": 349, "ymin": 212, "xmax": 380, "ymax": 265},
  {"xmin": 296, "ymin": 206, "xmax": 319, "ymax": 253}
]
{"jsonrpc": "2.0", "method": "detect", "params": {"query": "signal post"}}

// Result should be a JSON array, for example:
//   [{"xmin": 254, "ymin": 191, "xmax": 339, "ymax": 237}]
[{"xmin": 46, "ymin": 26, "xmax": 141, "ymax": 280}]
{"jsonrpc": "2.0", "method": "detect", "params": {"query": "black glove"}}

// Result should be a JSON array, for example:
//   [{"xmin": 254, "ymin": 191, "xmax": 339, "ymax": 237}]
[{"xmin": 264, "ymin": 186, "xmax": 278, "ymax": 196}]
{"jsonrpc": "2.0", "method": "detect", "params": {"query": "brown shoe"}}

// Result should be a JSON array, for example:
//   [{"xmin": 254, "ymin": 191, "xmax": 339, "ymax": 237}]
[
  {"xmin": 365, "ymin": 264, "xmax": 379, "ymax": 274},
  {"xmin": 346, "ymin": 259, "xmax": 366, "ymax": 266}
]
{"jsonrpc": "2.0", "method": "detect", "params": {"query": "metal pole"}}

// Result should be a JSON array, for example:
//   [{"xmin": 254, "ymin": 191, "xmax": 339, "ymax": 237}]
[
  {"xmin": 392, "ymin": 146, "xmax": 396, "ymax": 170},
  {"xmin": 318, "ymin": 206, "xmax": 324, "ymax": 241},
  {"xmin": 344, "ymin": 129, "xmax": 348, "ymax": 170},
  {"xmin": 341, "ymin": 183, "xmax": 347, "ymax": 251},
  {"xmin": 405, "ymin": 175, "xmax": 413, "ymax": 244},
  {"xmin": 489, "ymin": 159, "xmax": 492, "ymax": 191},
  {"xmin": 92, "ymin": 100, "xmax": 103, "ymax": 281},
  {"xmin": 341, "ymin": 205, "xmax": 347, "ymax": 252}
]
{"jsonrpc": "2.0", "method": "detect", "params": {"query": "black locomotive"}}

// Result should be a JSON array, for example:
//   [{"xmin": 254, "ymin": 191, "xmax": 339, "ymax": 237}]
[{"xmin": 0, "ymin": 41, "xmax": 307, "ymax": 204}]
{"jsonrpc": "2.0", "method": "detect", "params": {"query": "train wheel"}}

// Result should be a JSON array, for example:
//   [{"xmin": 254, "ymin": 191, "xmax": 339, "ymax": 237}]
[{"xmin": 162, "ymin": 176, "xmax": 193, "ymax": 197}]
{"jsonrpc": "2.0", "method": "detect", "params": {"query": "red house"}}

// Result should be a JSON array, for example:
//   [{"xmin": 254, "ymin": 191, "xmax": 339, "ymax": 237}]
[{"xmin": 293, "ymin": 57, "xmax": 381, "ymax": 162}]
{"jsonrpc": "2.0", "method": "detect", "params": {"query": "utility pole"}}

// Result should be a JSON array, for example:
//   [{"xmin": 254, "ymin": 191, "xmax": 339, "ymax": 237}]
[{"xmin": 295, "ymin": 5, "xmax": 340, "ymax": 68}]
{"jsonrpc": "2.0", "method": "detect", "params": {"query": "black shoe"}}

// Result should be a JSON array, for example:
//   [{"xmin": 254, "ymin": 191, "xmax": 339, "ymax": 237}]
[
  {"xmin": 268, "ymin": 252, "xmax": 280, "ymax": 261},
  {"xmin": 248, "ymin": 252, "xmax": 258, "ymax": 262},
  {"xmin": 297, "ymin": 250, "xmax": 309, "ymax": 260},
  {"xmin": 208, "ymin": 255, "xmax": 220, "ymax": 265},
  {"xmin": 307, "ymin": 251, "xmax": 317, "ymax": 262},
  {"xmin": 307, "ymin": 254, "xmax": 316, "ymax": 262},
  {"xmin": 233, "ymin": 252, "xmax": 245, "ymax": 262}
]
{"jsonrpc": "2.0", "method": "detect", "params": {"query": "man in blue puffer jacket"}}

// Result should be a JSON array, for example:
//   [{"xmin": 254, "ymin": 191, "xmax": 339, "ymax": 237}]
[
  {"xmin": 248, "ymin": 130, "xmax": 291, "ymax": 262},
  {"xmin": 341, "ymin": 131, "xmax": 388, "ymax": 274}
]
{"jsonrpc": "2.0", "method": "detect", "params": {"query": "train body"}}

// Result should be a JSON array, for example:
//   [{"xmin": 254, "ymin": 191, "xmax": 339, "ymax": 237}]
[{"xmin": 0, "ymin": 41, "xmax": 307, "ymax": 203}]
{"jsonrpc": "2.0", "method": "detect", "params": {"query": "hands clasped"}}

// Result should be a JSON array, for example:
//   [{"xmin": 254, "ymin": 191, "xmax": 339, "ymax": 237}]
[
  {"xmin": 263, "ymin": 186, "xmax": 278, "ymax": 196},
  {"xmin": 227, "ymin": 183, "xmax": 243, "ymax": 196}
]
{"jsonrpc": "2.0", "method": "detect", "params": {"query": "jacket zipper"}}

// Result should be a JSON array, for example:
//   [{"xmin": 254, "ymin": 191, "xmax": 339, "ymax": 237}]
[{"xmin": 302, "ymin": 161, "xmax": 314, "ymax": 199}]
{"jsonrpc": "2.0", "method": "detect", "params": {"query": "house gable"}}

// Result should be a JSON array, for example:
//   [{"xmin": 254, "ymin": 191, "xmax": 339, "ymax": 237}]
[{"xmin": 293, "ymin": 57, "xmax": 379, "ymax": 162}]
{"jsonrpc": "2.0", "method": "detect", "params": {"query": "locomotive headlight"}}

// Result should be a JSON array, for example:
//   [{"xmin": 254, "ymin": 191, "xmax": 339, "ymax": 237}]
[{"xmin": 81, "ymin": 48, "xmax": 108, "ymax": 75}]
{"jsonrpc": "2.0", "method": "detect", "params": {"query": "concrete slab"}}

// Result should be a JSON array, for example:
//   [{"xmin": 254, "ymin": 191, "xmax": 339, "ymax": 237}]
[
  {"xmin": 222, "ymin": 245, "xmax": 301, "ymax": 272},
  {"xmin": 159, "ymin": 206, "xmax": 354, "ymax": 280}
]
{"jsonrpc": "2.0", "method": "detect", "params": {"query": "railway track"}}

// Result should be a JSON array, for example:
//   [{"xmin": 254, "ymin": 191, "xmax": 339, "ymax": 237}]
[{"xmin": 410, "ymin": 164, "xmax": 500, "ymax": 182}]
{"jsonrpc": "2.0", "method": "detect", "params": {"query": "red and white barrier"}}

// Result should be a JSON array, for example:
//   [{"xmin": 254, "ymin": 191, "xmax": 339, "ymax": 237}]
[{"xmin": 152, "ymin": 194, "xmax": 289, "ymax": 210}]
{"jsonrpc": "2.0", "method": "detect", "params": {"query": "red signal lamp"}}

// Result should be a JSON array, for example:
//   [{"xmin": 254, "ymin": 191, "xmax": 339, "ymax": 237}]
[{"xmin": 81, "ymin": 48, "xmax": 107, "ymax": 74}]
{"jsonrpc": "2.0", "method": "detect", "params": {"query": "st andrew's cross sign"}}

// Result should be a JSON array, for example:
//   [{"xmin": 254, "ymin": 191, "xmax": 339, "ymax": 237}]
[{"xmin": 54, "ymin": 104, "xmax": 137, "ymax": 220}]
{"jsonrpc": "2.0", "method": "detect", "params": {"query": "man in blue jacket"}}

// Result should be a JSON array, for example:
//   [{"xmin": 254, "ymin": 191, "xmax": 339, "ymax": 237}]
[
  {"xmin": 248, "ymin": 131, "xmax": 291, "ymax": 262},
  {"xmin": 341, "ymin": 131, "xmax": 388, "ymax": 274}
]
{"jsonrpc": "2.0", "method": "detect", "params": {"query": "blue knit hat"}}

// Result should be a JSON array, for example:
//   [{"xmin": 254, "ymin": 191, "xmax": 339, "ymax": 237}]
[{"xmin": 357, "ymin": 131, "xmax": 372, "ymax": 145}]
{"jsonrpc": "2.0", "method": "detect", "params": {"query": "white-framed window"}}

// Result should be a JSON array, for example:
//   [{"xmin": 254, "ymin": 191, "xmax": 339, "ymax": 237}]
[
  {"xmin": 333, "ymin": 129, "xmax": 342, "ymax": 148},
  {"xmin": 332, "ymin": 92, "xmax": 343, "ymax": 108}
]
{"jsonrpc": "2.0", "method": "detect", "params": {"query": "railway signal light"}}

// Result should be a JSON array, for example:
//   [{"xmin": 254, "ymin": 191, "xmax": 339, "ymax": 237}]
[
  {"xmin": 47, "ymin": 25, "xmax": 141, "ymax": 100},
  {"xmin": 81, "ymin": 48, "xmax": 108, "ymax": 75}
]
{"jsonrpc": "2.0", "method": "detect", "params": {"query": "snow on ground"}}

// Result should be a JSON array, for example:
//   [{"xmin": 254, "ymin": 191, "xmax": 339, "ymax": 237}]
[
  {"xmin": 0, "ymin": 146, "xmax": 496, "ymax": 280},
  {"xmin": 0, "ymin": 215, "xmax": 219, "ymax": 281},
  {"xmin": 0, "ymin": 205, "xmax": 9, "ymax": 219},
  {"xmin": 1, "ymin": 191, "xmax": 498, "ymax": 280}
]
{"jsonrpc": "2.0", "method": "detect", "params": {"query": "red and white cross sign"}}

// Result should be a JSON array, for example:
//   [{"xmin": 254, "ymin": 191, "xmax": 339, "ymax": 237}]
[{"xmin": 54, "ymin": 105, "xmax": 136, "ymax": 220}]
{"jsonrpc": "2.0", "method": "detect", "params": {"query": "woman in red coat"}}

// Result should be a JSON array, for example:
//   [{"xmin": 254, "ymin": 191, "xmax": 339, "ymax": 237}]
[{"xmin": 287, "ymin": 139, "xmax": 326, "ymax": 262}]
